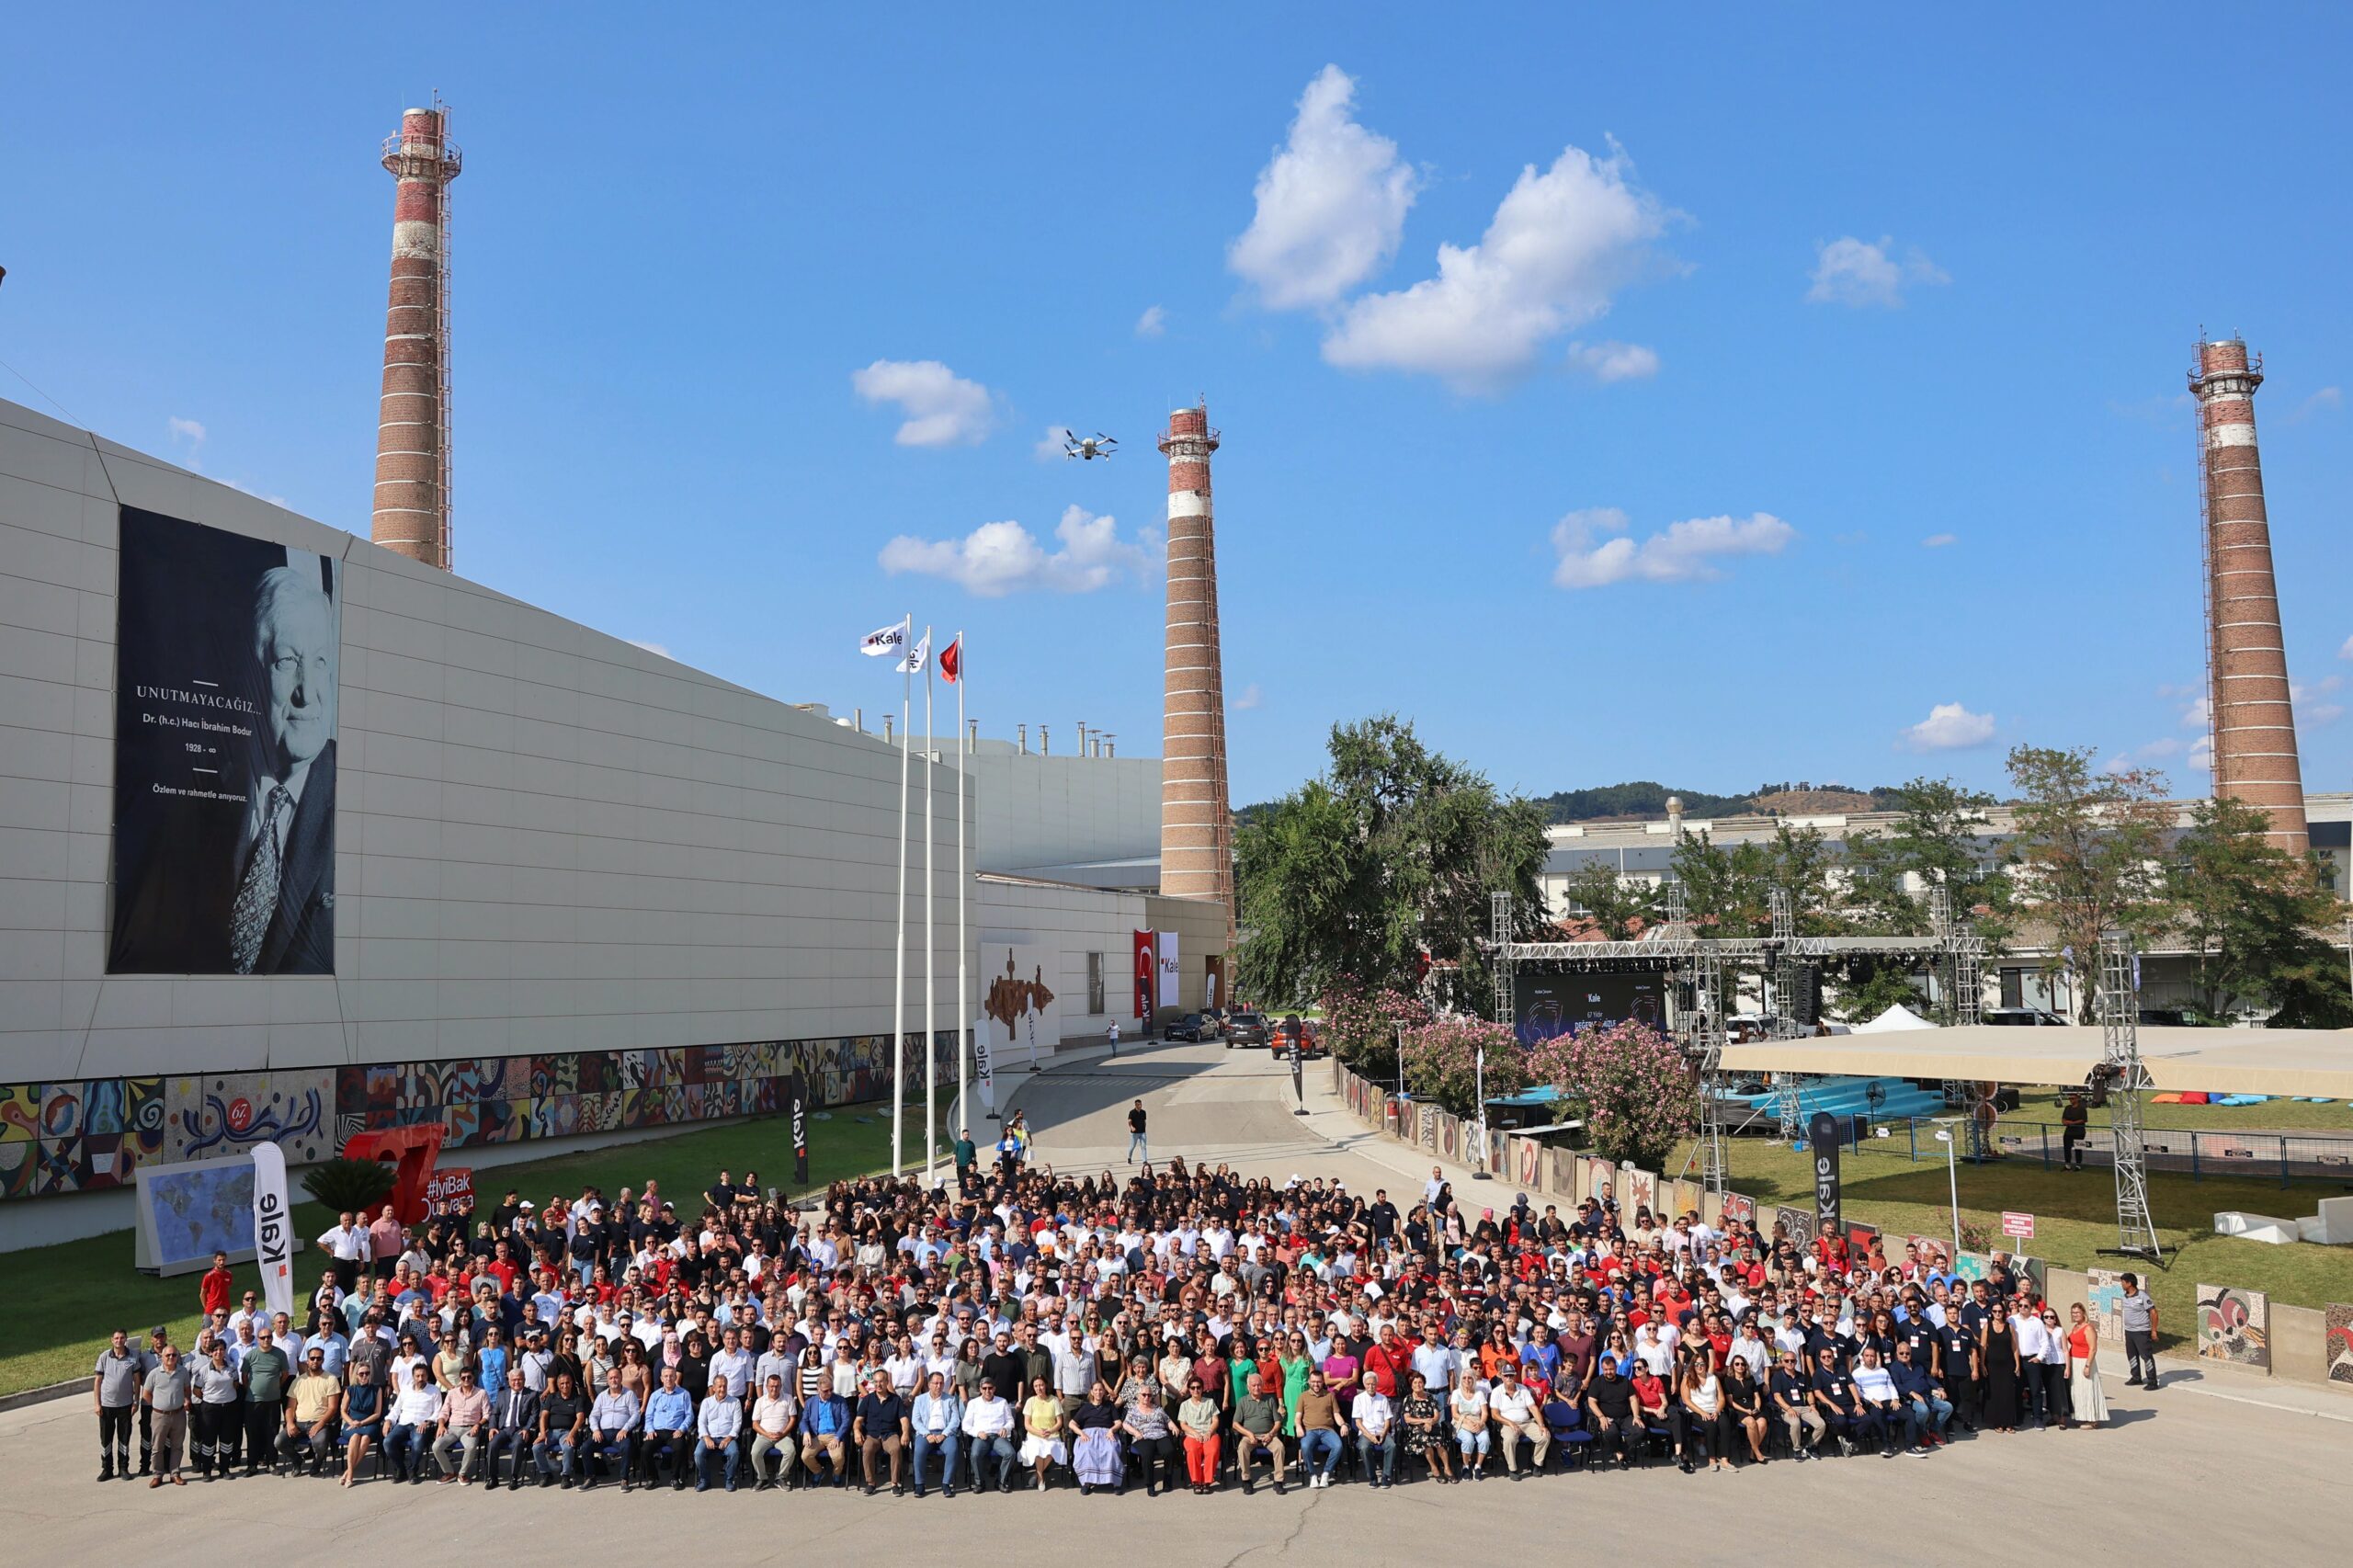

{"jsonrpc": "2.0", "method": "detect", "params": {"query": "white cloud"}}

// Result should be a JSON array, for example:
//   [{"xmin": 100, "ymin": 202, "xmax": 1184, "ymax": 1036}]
[
  {"xmin": 1134, "ymin": 304, "xmax": 1167, "ymax": 338},
  {"xmin": 166, "ymin": 415, "xmax": 207, "ymax": 452},
  {"xmin": 1806, "ymin": 235, "xmax": 1949, "ymax": 309},
  {"xmin": 1899, "ymin": 702, "xmax": 1995, "ymax": 752},
  {"xmin": 1229, "ymin": 64, "xmax": 1417, "ymax": 311},
  {"xmin": 1233, "ymin": 683, "xmax": 1263, "ymax": 710},
  {"xmin": 2288, "ymin": 385, "xmax": 2341, "ymax": 423},
  {"xmin": 2188, "ymin": 733, "xmax": 2212, "ymax": 771},
  {"xmin": 627, "ymin": 640, "xmax": 676, "ymax": 660},
  {"xmin": 850, "ymin": 359, "xmax": 995, "ymax": 447},
  {"xmin": 2293, "ymin": 675, "xmax": 2345, "ymax": 726},
  {"xmin": 2339, "ymin": 633, "xmax": 2353, "ymax": 661},
  {"xmin": 1565, "ymin": 340, "xmax": 1660, "ymax": 382},
  {"xmin": 879, "ymin": 505, "xmax": 1164, "ymax": 597},
  {"xmin": 1322, "ymin": 142, "xmax": 1669, "ymax": 392},
  {"xmin": 2138, "ymin": 736, "xmax": 2185, "ymax": 758},
  {"xmin": 1550, "ymin": 507, "xmax": 1793, "ymax": 589},
  {"xmin": 1921, "ymin": 532, "xmax": 1957, "ymax": 549},
  {"xmin": 1034, "ymin": 425, "xmax": 1074, "ymax": 461}
]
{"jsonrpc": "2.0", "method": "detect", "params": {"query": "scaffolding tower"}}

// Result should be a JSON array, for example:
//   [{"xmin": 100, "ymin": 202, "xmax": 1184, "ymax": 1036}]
[{"xmin": 2100, "ymin": 933, "xmax": 2165, "ymax": 1260}]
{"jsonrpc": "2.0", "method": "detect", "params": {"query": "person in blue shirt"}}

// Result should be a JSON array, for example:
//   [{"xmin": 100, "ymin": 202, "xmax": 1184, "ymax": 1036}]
[
  {"xmin": 585, "ymin": 1368, "xmax": 642, "ymax": 1493},
  {"xmin": 1891, "ymin": 1341, "xmax": 1952, "ymax": 1449},
  {"xmin": 909, "ymin": 1372, "xmax": 964, "ymax": 1497},
  {"xmin": 475, "ymin": 1328, "xmax": 509, "ymax": 1396},
  {"xmin": 640, "ymin": 1365, "xmax": 696, "ymax": 1490},
  {"xmin": 1520, "ymin": 1325, "xmax": 1562, "ymax": 1389},
  {"xmin": 802, "ymin": 1385, "xmax": 852, "ymax": 1487}
]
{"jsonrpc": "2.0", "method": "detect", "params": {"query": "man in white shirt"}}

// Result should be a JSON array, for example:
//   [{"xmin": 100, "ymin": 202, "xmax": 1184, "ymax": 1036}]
[
  {"xmin": 313, "ymin": 1212, "xmax": 366, "ymax": 1295},
  {"xmin": 695, "ymin": 1375, "xmax": 745, "ymax": 1492},
  {"xmin": 2010, "ymin": 1308, "xmax": 2054, "ymax": 1426},
  {"xmin": 1850, "ymin": 1347, "xmax": 1904, "ymax": 1457},
  {"xmin": 1411, "ymin": 1327, "xmax": 1460, "ymax": 1395},
  {"xmin": 960, "ymin": 1378, "xmax": 1017, "ymax": 1494},
  {"xmin": 748, "ymin": 1374, "xmax": 799, "ymax": 1491},
  {"xmin": 1487, "ymin": 1368, "xmax": 1548, "ymax": 1476},
  {"xmin": 1350, "ymin": 1384, "xmax": 1399, "ymax": 1487}
]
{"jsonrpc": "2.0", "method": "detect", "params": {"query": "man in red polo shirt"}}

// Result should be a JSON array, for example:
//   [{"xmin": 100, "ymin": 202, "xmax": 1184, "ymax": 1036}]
[{"xmin": 199, "ymin": 1252, "xmax": 234, "ymax": 1318}]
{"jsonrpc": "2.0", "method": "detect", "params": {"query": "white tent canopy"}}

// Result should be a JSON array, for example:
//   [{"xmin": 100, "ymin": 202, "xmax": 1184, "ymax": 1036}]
[
  {"xmin": 1850, "ymin": 1005, "xmax": 1936, "ymax": 1034},
  {"xmin": 1721, "ymin": 1025, "xmax": 2353, "ymax": 1099}
]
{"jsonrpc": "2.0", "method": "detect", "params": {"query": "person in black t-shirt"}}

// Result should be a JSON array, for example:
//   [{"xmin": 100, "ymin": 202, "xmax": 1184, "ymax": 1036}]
[
  {"xmin": 853, "ymin": 1373, "xmax": 909, "ymax": 1495},
  {"xmin": 1770, "ymin": 1354, "xmax": 1823, "ymax": 1459},
  {"xmin": 1583, "ymin": 1357, "xmax": 1638, "ymax": 1467},
  {"xmin": 1809, "ymin": 1350, "xmax": 1861, "ymax": 1456},
  {"xmin": 533, "ymin": 1371, "xmax": 587, "ymax": 1486}
]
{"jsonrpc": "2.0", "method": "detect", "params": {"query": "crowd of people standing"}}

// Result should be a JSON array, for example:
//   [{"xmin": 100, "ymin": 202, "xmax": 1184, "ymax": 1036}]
[{"xmin": 93, "ymin": 1131, "xmax": 2133, "ymax": 1501}]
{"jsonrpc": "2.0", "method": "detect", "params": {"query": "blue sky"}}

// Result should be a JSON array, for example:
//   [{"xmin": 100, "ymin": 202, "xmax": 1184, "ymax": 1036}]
[{"xmin": 6, "ymin": 5, "xmax": 2349, "ymax": 807}]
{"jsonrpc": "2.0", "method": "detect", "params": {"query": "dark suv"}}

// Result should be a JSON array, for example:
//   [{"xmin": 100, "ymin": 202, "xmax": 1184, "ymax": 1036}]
[{"xmin": 1224, "ymin": 1012, "xmax": 1270, "ymax": 1048}]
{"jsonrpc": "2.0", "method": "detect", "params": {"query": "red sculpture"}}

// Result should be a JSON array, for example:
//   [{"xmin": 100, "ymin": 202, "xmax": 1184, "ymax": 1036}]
[{"xmin": 341, "ymin": 1122, "xmax": 448, "ymax": 1226}]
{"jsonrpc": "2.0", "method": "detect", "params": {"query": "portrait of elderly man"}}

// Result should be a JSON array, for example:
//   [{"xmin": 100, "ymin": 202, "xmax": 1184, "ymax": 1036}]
[
  {"xmin": 225, "ymin": 562, "xmax": 338, "ymax": 973},
  {"xmin": 108, "ymin": 507, "xmax": 340, "ymax": 976}
]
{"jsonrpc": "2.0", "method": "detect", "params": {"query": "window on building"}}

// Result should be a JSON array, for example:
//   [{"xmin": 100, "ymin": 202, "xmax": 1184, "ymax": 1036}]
[
  {"xmin": 1999, "ymin": 968, "xmax": 2024, "ymax": 1009},
  {"xmin": 1086, "ymin": 952, "xmax": 1106, "ymax": 1015}
]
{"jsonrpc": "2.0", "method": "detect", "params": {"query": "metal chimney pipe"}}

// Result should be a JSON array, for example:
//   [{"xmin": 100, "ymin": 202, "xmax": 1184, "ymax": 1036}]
[
  {"xmin": 1017, "ymin": 723, "xmax": 1028, "ymax": 755},
  {"xmin": 1040, "ymin": 725, "xmax": 1051, "ymax": 756},
  {"xmin": 882, "ymin": 713, "xmax": 893, "ymax": 744}
]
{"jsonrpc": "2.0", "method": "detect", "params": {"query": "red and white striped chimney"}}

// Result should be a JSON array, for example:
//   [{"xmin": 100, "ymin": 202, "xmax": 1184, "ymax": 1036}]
[
  {"xmin": 1158, "ymin": 403, "xmax": 1233, "ymax": 926},
  {"xmin": 2191, "ymin": 335, "xmax": 2308, "ymax": 853},
  {"xmin": 372, "ymin": 105, "xmax": 461, "ymax": 570}
]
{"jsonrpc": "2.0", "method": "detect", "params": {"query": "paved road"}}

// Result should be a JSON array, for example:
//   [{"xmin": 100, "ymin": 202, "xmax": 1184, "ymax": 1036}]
[{"xmin": 7, "ymin": 1038, "xmax": 2349, "ymax": 1566}]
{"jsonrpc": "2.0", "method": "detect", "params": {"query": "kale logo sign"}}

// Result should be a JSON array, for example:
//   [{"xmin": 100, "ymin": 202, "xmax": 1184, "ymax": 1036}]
[{"xmin": 1808, "ymin": 1110, "xmax": 1843, "ymax": 1237}]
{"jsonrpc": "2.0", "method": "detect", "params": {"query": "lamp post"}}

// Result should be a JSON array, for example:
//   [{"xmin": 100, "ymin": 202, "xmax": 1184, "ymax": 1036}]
[{"xmin": 1934, "ymin": 1126, "xmax": 1961, "ymax": 1264}]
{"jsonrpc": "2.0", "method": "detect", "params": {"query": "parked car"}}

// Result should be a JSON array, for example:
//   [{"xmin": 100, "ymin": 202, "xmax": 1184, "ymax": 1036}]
[
  {"xmin": 1224, "ymin": 1012, "xmax": 1270, "ymax": 1048},
  {"xmin": 1983, "ymin": 1007, "xmax": 2067, "ymax": 1027},
  {"xmin": 1274, "ymin": 1017, "xmax": 1326, "ymax": 1060},
  {"xmin": 1165, "ymin": 1012, "xmax": 1221, "ymax": 1042}
]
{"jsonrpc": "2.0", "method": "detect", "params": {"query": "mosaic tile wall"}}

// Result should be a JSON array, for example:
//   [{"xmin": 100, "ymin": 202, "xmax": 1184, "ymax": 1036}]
[{"xmin": 0, "ymin": 1031, "xmax": 955, "ymax": 1201}]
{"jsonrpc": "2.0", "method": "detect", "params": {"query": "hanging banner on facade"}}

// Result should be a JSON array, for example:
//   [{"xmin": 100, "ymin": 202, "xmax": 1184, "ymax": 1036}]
[
  {"xmin": 250, "ymin": 1141, "xmax": 295, "ymax": 1320},
  {"xmin": 1132, "ymin": 930, "xmax": 1155, "ymax": 1020},
  {"xmin": 1808, "ymin": 1110, "xmax": 1844, "ymax": 1239},
  {"xmin": 1156, "ymin": 930, "xmax": 1180, "ymax": 1019},
  {"xmin": 790, "ymin": 1069, "xmax": 810, "ymax": 1185},
  {"xmin": 109, "ymin": 507, "xmax": 341, "ymax": 975}
]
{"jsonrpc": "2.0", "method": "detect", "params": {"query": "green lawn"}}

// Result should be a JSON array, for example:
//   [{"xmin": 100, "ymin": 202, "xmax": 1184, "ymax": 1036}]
[
  {"xmin": 1690, "ymin": 1133, "xmax": 2353, "ymax": 1355},
  {"xmin": 0, "ymin": 1109, "xmax": 919, "ymax": 1398}
]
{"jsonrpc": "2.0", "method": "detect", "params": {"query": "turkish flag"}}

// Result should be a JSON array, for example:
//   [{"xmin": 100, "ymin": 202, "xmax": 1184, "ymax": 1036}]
[{"xmin": 939, "ymin": 638, "xmax": 961, "ymax": 684}]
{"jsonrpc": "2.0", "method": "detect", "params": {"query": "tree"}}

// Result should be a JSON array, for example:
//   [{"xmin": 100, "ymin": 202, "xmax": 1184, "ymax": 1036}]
[
  {"xmin": 1556, "ymin": 859, "xmax": 1663, "ymax": 939},
  {"xmin": 1318, "ymin": 978, "xmax": 1433, "ymax": 1079},
  {"xmin": 1235, "ymin": 717, "xmax": 1548, "ymax": 1014},
  {"xmin": 1669, "ymin": 824, "xmax": 1842, "ymax": 937},
  {"xmin": 1833, "ymin": 961, "xmax": 1926, "ymax": 1024},
  {"xmin": 302, "ymin": 1156, "xmax": 394, "ymax": 1214},
  {"xmin": 2167, "ymin": 795, "xmax": 2353, "ymax": 1024},
  {"xmin": 1841, "ymin": 777, "xmax": 2017, "ymax": 942},
  {"xmin": 1526, "ymin": 1020, "xmax": 1699, "ymax": 1168},
  {"xmin": 2005, "ymin": 745, "xmax": 2175, "ymax": 1020}
]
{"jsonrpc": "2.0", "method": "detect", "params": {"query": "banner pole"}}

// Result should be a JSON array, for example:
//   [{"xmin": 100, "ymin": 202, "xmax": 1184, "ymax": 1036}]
[
  {"xmin": 892, "ymin": 615, "xmax": 911, "ymax": 1178},
  {"xmin": 955, "ymin": 631, "xmax": 970, "ymax": 1156},
  {"xmin": 922, "ymin": 626, "xmax": 937, "ymax": 1188}
]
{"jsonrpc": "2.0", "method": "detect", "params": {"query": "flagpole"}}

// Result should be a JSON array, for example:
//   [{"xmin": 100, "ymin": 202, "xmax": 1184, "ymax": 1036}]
[
  {"xmin": 922, "ymin": 626, "xmax": 938, "ymax": 1187},
  {"xmin": 892, "ymin": 613, "xmax": 911, "ymax": 1178},
  {"xmin": 954, "ymin": 630, "xmax": 969, "ymax": 1162}
]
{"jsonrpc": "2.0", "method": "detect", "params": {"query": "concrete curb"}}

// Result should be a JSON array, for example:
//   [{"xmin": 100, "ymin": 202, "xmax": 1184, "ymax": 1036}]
[{"xmin": 0, "ymin": 1378, "xmax": 82, "ymax": 1413}]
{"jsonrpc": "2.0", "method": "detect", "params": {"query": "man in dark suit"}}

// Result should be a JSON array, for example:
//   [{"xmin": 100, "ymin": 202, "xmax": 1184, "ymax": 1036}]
[{"xmin": 483, "ymin": 1368, "xmax": 540, "ymax": 1490}]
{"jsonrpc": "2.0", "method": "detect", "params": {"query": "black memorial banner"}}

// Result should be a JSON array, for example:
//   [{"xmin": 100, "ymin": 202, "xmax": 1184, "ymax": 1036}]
[{"xmin": 108, "ymin": 507, "xmax": 340, "ymax": 974}]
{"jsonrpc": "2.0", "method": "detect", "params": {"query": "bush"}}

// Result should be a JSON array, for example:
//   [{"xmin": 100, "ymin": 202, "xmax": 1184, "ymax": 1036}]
[
  {"xmin": 1317, "ymin": 977, "xmax": 1432, "ymax": 1075},
  {"xmin": 1398, "ymin": 1016, "xmax": 1524, "ymax": 1119},
  {"xmin": 301, "ymin": 1156, "xmax": 395, "ymax": 1214},
  {"xmin": 1526, "ymin": 1019, "xmax": 1699, "ymax": 1169}
]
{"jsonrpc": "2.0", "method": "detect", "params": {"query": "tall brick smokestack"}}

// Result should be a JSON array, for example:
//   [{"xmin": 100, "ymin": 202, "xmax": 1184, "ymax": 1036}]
[
  {"xmin": 2191, "ymin": 336, "xmax": 2307, "ymax": 853},
  {"xmin": 373, "ymin": 105, "xmax": 461, "ymax": 570},
  {"xmin": 1158, "ymin": 403, "xmax": 1233, "ymax": 928}
]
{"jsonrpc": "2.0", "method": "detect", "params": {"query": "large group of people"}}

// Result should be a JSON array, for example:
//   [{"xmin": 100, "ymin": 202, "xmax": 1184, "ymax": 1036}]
[{"xmin": 94, "ymin": 1131, "xmax": 2138, "ymax": 1500}]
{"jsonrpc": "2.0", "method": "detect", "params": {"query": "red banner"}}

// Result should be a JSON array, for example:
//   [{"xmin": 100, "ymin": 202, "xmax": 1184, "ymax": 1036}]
[{"xmin": 1133, "ymin": 930, "xmax": 1155, "ymax": 1021}]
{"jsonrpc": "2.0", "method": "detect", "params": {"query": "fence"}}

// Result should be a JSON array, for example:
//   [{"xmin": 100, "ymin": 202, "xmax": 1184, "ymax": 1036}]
[{"xmin": 1842, "ymin": 1116, "xmax": 2353, "ymax": 1188}]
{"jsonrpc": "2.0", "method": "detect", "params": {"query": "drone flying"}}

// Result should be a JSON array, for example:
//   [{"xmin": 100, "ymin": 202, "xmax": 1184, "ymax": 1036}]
[{"xmin": 1063, "ymin": 431, "xmax": 1118, "ymax": 460}]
